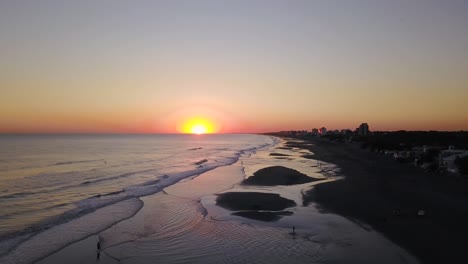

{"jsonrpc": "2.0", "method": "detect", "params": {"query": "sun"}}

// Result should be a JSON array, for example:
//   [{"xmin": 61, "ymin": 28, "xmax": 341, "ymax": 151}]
[
  {"xmin": 181, "ymin": 118, "xmax": 217, "ymax": 134},
  {"xmin": 191, "ymin": 124, "xmax": 208, "ymax": 135}
]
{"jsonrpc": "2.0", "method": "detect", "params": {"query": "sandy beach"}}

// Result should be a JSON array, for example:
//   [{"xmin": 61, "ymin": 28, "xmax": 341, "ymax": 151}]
[
  {"xmin": 288, "ymin": 137, "xmax": 468, "ymax": 264},
  {"xmin": 36, "ymin": 137, "xmax": 419, "ymax": 264},
  {"xmin": 3, "ymin": 1, "xmax": 467, "ymax": 263}
]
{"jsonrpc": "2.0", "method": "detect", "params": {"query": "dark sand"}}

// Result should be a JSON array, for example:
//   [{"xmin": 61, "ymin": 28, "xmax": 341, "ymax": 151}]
[
  {"xmin": 232, "ymin": 211, "xmax": 293, "ymax": 221},
  {"xmin": 216, "ymin": 165, "xmax": 320, "ymax": 221},
  {"xmin": 269, "ymin": 153, "xmax": 290, "ymax": 157},
  {"xmin": 216, "ymin": 191, "xmax": 296, "ymax": 222},
  {"xmin": 216, "ymin": 192, "xmax": 296, "ymax": 211},
  {"xmin": 242, "ymin": 166, "xmax": 319, "ymax": 186},
  {"xmin": 276, "ymin": 147, "xmax": 292, "ymax": 150},
  {"xmin": 288, "ymin": 137, "xmax": 468, "ymax": 264}
]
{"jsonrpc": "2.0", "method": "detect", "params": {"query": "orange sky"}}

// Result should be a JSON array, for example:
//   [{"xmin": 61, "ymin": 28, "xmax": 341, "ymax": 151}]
[{"xmin": 1, "ymin": 1, "xmax": 467, "ymax": 133}]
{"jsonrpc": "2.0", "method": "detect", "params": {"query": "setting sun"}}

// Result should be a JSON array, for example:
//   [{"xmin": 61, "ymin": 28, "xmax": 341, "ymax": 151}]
[
  {"xmin": 191, "ymin": 124, "xmax": 208, "ymax": 135},
  {"xmin": 181, "ymin": 118, "xmax": 218, "ymax": 134}
]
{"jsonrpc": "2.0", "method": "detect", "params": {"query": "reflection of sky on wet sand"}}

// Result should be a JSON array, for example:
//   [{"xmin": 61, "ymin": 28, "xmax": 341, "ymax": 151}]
[{"xmin": 39, "ymin": 139, "xmax": 418, "ymax": 264}]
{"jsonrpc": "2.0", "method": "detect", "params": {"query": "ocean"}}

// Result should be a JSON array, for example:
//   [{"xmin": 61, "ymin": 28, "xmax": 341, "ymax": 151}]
[
  {"xmin": 0, "ymin": 134, "xmax": 276, "ymax": 262},
  {"xmin": 0, "ymin": 134, "xmax": 418, "ymax": 264}
]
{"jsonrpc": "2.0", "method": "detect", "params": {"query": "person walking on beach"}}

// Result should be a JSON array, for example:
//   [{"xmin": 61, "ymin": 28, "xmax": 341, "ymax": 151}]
[{"xmin": 96, "ymin": 237, "xmax": 102, "ymax": 260}]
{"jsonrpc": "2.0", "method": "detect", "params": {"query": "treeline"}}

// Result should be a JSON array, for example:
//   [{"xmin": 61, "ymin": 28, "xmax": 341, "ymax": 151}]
[
  {"xmin": 455, "ymin": 156, "xmax": 468, "ymax": 175},
  {"xmin": 353, "ymin": 131, "xmax": 468, "ymax": 151}
]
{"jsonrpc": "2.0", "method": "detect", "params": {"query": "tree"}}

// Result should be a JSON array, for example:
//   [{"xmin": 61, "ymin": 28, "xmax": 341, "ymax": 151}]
[
  {"xmin": 422, "ymin": 148, "xmax": 440, "ymax": 163},
  {"xmin": 454, "ymin": 156, "xmax": 468, "ymax": 175}
]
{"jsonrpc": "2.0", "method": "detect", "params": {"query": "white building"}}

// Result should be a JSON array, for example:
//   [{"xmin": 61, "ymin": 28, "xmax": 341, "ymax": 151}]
[{"xmin": 439, "ymin": 149, "xmax": 468, "ymax": 173}]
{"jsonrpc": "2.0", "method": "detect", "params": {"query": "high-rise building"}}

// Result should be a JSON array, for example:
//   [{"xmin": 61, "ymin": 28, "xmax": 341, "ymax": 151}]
[
  {"xmin": 319, "ymin": 127, "xmax": 327, "ymax": 136},
  {"xmin": 357, "ymin": 123, "xmax": 370, "ymax": 136}
]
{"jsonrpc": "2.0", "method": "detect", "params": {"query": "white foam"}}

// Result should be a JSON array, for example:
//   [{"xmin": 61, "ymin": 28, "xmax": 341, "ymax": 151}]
[
  {"xmin": 0, "ymin": 135, "xmax": 278, "ymax": 263},
  {"xmin": 0, "ymin": 198, "xmax": 143, "ymax": 264}
]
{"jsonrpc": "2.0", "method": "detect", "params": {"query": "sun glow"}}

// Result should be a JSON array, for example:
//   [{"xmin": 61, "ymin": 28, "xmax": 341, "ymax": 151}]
[
  {"xmin": 191, "ymin": 124, "xmax": 208, "ymax": 135},
  {"xmin": 182, "ymin": 118, "xmax": 217, "ymax": 134}
]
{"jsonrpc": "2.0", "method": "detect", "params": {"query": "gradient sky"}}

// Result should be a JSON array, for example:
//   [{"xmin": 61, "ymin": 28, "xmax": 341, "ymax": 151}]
[{"xmin": 1, "ymin": 0, "xmax": 467, "ymax": 133}]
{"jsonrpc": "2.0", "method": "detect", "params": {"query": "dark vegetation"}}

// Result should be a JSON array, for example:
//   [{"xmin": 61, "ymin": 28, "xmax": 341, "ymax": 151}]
[
  {"xmin": 277, "ymin": 135, "xmax": 468, "ymax": 264},
  {"xmin": 318, "ymin": 131, "xmax": 468, "ymax": 173},
  {"xmin": 455, "ymin": 156, "xmax": 468, "ymax": 175},
  {"xmin": 354, "ymin": 131, "xmax": 468, "ymax": 151}
]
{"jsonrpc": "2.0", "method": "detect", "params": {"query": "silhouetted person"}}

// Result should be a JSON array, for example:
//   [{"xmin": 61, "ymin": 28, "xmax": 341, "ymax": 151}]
[
  {"xmin": 292, "ymin": 226, "xmax": 296, "ymax": 234},
  {"xmin": 96, "ymin": 239, "xmax": 101, "ymax": 260}
]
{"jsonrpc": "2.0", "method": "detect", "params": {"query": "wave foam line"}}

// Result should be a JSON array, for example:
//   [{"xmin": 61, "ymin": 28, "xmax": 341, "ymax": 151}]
[
  {"xmin": 0, "ymin": 135, "xmax": 279, "ymax": 263},
  {"xmin": 0, "ymin": 198, "xmax": 144, "ymax": 264}
]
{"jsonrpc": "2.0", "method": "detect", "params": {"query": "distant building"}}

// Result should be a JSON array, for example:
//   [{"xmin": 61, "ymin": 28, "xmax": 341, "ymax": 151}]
[
  {"xmin": 311, "ymin": 128, "xmax": 319, "ymax": 136},
  {"xmin": 439, "ymin": 149, "xmax": 468, "ymax": 174},
  {"xmin": 279, "ymin": 130, "xmax": 307, "ymax": 137},
  {"xmin": 319, "ymin": 127, "xmax": 327, "ymax": 136},
  {"xmin": 341, "ymin": 129, "xmax": 353, "ymax": 136},
  {"xmin": 357, "ymin": 123, "xmax": 370, "ymax": 136}
]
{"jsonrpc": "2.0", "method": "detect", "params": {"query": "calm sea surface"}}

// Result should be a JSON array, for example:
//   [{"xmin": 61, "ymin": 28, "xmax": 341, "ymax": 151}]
[{"xmin": 0, "ymin": 134, "xmax": 275, "ymax": 242}]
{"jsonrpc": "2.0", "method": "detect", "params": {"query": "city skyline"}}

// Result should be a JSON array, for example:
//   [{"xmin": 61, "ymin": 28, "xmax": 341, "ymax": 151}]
[{"xmin": 1, "ymin": 0, "xmax": 467, "ymax": 133}]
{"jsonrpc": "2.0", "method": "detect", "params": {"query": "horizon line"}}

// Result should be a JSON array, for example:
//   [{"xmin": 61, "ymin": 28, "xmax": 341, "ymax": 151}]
[{"xmin": 0, "ymin": 129, "xmax": 467, "ymax": 136}]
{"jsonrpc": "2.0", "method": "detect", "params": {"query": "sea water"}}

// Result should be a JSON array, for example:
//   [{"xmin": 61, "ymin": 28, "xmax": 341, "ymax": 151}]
[
  {"xmin": 0, "ymin": 134, "xmax": 276, "ymax": 262},
  {"xmin": 33, "ymin": 137, "xmax": 417, "ymax": 264}
]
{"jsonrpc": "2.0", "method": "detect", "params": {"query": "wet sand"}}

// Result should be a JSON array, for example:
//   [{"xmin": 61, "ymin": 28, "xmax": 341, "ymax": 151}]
[
  {"xmin": 288, "ymin": 137, "xmax": 468, "ymax": 264},
  {"xmin": 38, "ymin": 138, "xmax": 419, "ymax": 264},
  {"xmin": 216, "ymin": 165, "xmax": 320, "ymax": 221}
]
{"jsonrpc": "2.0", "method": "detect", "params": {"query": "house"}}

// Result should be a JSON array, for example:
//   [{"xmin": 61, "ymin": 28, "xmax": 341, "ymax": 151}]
[{"xmin": 439, "ymin": 149, "xmax": 468, "ymax": 173}]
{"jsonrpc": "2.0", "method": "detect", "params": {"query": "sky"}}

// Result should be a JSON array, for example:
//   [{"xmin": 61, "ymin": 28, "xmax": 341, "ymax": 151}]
[{"xmin": 1, "ymin": 0, "xmax": 467, "ymax": 133}]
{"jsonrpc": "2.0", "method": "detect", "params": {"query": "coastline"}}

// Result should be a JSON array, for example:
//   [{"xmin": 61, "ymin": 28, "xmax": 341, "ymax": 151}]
[
  {"xmin": 37, "ymin": 136, "xmax": 418, "ymax": 264},
  {"xmin": 290, "ymin": 136, "xmax": 468, "ymax": 264}
]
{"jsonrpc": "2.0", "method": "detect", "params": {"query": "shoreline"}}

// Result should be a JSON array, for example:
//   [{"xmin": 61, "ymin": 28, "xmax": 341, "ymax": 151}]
[
  {"xmin": 2, "ymin": 136, "xmax": 280, "ymax": 264},
  {"xmin": 288, "ymin": 136, "xmax": 468, "ymax": 264},
  {"xmin": 36, "ymin": 136, "xmax": 419, "ymax": 264}
]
